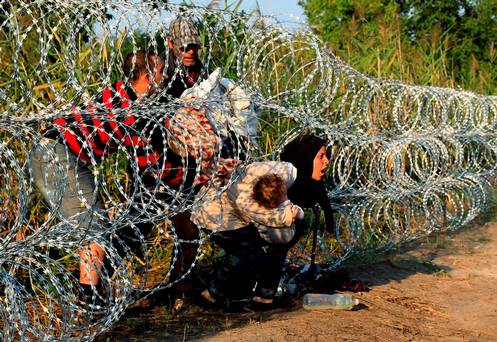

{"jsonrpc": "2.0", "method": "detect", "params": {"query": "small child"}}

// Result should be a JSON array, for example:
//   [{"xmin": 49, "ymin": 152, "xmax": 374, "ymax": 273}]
[{"xmin": 251, "ymin": 173, "xmax": 304, "ymax": 244}]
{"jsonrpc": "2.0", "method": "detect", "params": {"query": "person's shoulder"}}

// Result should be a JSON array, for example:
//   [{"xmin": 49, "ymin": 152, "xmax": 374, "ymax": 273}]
[
  {"xmin": 247, "ymin": 161, "xmax": 279, "ymax": 169},
  {"xmin": 245, "ymin": 161, "xmax": 295, "ymax": 175},
  {"xmin": 115, "ymin": 81, "xmax": 137, "ymax": 101},
  {"xmin": 97, "ymin": 83, "xmax": 116, "ymax": 101}
]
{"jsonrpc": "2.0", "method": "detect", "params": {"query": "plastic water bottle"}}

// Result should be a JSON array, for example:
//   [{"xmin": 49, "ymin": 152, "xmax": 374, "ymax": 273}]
[{"xmin": 302, "ymin": 293, "xmax": 359, "ymax": 310}]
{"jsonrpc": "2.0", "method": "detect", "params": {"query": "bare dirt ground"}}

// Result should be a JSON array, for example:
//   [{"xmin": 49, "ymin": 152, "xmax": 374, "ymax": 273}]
[{"xmin": 100, "ymin": 208, "xmax": 497, "ymax": 341}]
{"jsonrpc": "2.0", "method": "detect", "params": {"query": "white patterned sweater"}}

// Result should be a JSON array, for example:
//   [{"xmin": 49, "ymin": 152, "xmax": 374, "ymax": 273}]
[{"xmin": 191, "ymin": 161, "xmax": 302, "ymax": 232}]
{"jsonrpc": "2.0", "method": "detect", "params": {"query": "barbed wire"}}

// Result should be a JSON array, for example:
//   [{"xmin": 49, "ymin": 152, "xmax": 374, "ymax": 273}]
[{"xmin": 0, "ymin": 0, "xmax": 496, "ymax": 340}]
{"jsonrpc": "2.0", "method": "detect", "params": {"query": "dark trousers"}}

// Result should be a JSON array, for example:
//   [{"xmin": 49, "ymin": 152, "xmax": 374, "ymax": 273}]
[
  {"xmin": 112, "ymin": 188, "xmax": 200, "ymax": 300},
  {"xmin": 208, "ymin": 220, "xmax": 308, "ymax": 302}
]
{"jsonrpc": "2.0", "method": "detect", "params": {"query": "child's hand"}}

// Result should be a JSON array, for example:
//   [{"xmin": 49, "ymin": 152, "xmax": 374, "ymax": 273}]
[{"xmin": 291, "ymin": 205, "xmax": 304, "ymax": 221}]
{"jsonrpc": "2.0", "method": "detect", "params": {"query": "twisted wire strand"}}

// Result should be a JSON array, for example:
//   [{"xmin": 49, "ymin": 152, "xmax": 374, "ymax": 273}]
[{"xmin": 0, "ymin": 0, "xmax": 496, "ymax": 339}]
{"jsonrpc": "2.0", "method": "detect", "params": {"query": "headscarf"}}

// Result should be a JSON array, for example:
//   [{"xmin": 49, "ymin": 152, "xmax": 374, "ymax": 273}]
[
  {"xmin": 280, "ymin": 135, "xmax": 326, "ymax": 180},
  {"xmin": 280, "ymin": 135, "xmax": 334, "ymax": 232}
]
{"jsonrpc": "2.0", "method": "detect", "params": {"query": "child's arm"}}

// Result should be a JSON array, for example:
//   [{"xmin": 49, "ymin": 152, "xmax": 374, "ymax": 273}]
[
  {"xmin": 232, "ymin": 161, "xmax": 299, "ymax": 228},
  {"xmin": 292, "ymin": 204, "xmax": 305, "ymax": 220},
  {"xmin": 235, "ymin": 197, "xmax": 300, "ymax": 228}
]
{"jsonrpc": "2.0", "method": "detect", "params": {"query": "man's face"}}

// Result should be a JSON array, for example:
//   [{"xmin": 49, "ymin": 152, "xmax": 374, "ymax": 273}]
[{"xmin": 172, "ymin": 43, "xmax": 200, "ymax": 67}]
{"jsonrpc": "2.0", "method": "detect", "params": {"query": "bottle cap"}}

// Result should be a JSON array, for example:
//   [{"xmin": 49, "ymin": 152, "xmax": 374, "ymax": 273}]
[{"xmin": 353, "ymin": 298, "xmax": 359, "ymax": 306}]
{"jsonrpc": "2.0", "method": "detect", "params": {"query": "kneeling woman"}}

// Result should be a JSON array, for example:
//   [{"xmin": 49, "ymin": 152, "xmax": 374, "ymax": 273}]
[{"xmin": 192, "ymin": 135, "xmax": 333, "ymax": 310}]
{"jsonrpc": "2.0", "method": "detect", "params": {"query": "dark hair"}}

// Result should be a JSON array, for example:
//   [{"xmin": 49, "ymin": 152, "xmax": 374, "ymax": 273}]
[
  {"xmin": 123, "ymin": 50, "xmax": 156, "ymax": 82},
  {"xmin": 252, "ymin": 174, "xmax": 287, "ymax": 209}
]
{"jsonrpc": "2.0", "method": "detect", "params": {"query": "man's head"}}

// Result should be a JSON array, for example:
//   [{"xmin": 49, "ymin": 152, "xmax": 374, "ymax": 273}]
[
  {"xmin": 167, "ymin": 17, "xmax": 201, "ymax": 67},
  {"xmin": 252, "ymin": 174, "xmax": 287, "ymax": 209},
  {"xmin": 123, "ymin": 50, "xmax": 164, "ymax": 98}
]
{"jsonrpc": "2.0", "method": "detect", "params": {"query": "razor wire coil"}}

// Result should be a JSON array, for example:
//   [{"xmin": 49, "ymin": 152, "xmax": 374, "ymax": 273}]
[{"xmin": 0, "ymin": 0, "xmax": 497, "ymax": 340}]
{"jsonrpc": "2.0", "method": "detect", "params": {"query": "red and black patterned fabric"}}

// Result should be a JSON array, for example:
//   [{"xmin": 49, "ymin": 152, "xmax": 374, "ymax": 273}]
[{"xmin": 46, "ymin": 81, "xmax": 190, "ymax": 188}]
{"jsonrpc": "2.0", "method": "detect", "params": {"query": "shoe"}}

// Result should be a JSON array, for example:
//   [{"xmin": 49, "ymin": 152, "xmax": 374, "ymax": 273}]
[
  {"xmin": 148, "ymin": 288, "xmax": 175, "ymax": 308},
  {"xmin": 246, "ymin": 300, "xmax": 275, "ymax": 312},
  {"xmin": 224, "ymin": 298, "xmax": 277, "ymax": 313},
  {"xmin": 273, "ymin": 291, "xmax": 296, "ymax": 308},
  {"xmin": 191, "ymin": 291, "xmax": 220, "ymax": 309},
  {"xmin": 223, "ymin": 298, "xmax": 252, "ymax": 313},
  {"xmin": 172, "ymin": 298, "xmax": 189, "ymax": 315}
]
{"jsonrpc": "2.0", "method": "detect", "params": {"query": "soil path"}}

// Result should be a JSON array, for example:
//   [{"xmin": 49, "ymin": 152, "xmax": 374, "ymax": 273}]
[{"xmin": 101, "ymin": 210, "xmax": 497, "ymax": 341}]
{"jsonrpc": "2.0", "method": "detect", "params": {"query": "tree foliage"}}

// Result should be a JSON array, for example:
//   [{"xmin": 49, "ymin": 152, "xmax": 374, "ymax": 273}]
[
  {"xmin": 398, "ymin": 0, "xmax": 497, "ymax": 74},
  {"xmin": 300, "ymin": 0, "xmax": 496, "ymax": 93}
]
